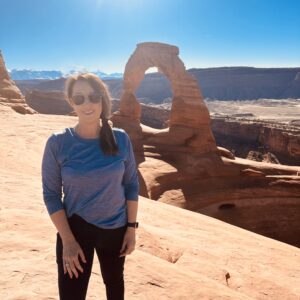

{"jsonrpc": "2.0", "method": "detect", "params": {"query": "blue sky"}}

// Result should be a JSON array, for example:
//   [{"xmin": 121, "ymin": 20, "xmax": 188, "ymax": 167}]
[{"xmin": 0, "ymin": 0, "xmax": 299, "ymax": 73}]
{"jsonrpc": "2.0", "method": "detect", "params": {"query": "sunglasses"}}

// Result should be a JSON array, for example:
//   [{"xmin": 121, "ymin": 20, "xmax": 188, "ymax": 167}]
[{"xmin": 71, "ymin": 94, "xmax": 103, "ymax": 105}]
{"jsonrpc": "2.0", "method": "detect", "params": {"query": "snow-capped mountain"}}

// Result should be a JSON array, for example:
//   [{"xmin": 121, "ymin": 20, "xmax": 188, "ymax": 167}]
[
  {"xmin": 9, "ymin": 69, "xmax": 63, "ymax": 80},
  {"xmin": 9, "ymin": 69, "xmax": 123, "ymax": 80}
]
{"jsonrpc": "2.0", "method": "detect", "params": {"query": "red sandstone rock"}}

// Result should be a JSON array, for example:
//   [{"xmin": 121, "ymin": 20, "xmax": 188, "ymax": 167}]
[
  {"xmin": 217, "ymin": 146, "xmax": 235, "ymax": 160},
  {"xmin": 111, "ymin": 42, "xmax": 217, "ymax": 155},
  {"xmin": 211, "ymin": 117, "xmax": 300, "ymax": 166},
  {"xmin": 240, "ymin": 168, "xmax": 266, "ymax": 177},
  {"xmin": 0, "ymin": 50, "xmax": 36, "ymax": 114}
]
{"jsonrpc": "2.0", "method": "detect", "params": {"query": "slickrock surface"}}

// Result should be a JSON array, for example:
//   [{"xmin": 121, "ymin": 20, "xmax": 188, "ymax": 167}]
[{"xmin": 0, "ymin": 104, "xmax": 300, "ymax": 299}]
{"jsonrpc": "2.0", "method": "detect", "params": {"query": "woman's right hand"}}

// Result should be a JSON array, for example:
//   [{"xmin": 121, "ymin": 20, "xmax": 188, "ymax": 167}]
[{"xmin": 62, "ymin": 239, "xmax": 87, "ymax": 279}]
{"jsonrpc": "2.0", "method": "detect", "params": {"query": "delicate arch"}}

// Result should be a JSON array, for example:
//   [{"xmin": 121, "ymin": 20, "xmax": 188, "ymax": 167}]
[
  {"xmin": 118, "ymin": 42, "xmax": 211, "ymax": 129},
  {"xmin": 112, "ymin": 42, "xmax": 217, "ymax": 154}
]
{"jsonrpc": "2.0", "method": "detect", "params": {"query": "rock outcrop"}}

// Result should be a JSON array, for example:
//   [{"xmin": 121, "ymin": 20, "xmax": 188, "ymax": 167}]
[
  {"xmin": 112, "ymin": 42, "xmax": 217, "ymax": 156},
  {"xmin": 0, "ymin": 50, "xmax": 36, "ymax": 114},
  {"xmin": 246, "ymin": 150, "xmax": 280, "ymax": 164},
  {"xmin": 211, "ymin": 117, "xmax": 300, "ymax": 166}
]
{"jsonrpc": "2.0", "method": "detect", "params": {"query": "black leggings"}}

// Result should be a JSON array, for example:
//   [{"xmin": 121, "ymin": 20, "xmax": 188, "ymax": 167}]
[{"xmin": 56, "ymin": 213, "xmax": 128, "ymax": 300}]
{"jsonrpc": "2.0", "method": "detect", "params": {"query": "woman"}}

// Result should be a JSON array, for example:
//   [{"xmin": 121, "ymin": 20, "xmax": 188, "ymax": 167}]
[{"xmin": 41, "ymin": 73, "xmax": 139, "ymax": 300}]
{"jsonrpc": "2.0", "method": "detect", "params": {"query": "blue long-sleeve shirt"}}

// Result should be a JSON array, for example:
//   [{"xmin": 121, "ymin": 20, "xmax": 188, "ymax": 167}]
[{"xmin": 41, "ymin": 127, "xmax": 139, "ymax": 229}]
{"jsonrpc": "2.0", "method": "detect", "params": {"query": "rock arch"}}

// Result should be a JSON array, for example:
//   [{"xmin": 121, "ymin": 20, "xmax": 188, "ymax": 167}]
[{"xmin": 111, "ymin": 42, "xmax": 217, "ymax": 154}]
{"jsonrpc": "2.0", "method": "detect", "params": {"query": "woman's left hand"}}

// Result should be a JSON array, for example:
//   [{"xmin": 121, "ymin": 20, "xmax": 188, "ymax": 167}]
[{"xmin": 119, "ymin": 228, "xmax": 136, "ymax": 257}]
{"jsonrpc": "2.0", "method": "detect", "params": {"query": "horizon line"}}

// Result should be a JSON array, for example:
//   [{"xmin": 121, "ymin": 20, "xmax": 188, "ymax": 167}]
[{"xmin": 7, "ymin": 65, "xmax": 300, "ymax": 74}]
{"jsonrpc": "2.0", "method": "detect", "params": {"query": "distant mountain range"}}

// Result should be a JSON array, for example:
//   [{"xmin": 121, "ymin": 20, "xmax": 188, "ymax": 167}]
[
  {"xmin": 14, "ymin": 67, "xmax": 300, "ymax": 101},
  {"xmin": 9, "ymin": 69, "xmax": 123, "ymax": 80}
]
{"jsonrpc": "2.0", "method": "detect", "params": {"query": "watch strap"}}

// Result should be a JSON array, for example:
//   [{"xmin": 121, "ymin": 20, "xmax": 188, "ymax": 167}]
[{"xmin": 127, "ymin": 221, "xmax": 139, "ymax": 228}]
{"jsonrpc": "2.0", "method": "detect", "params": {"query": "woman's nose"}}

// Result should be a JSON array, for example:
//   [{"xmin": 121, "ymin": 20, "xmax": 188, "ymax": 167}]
[
  {"xmin": 82, "ymin": 98, "xmax": 90, "ymax": 104},
  {"xmin": 81, "ymin": 96, "xmax": 93, "ymax": 105}
]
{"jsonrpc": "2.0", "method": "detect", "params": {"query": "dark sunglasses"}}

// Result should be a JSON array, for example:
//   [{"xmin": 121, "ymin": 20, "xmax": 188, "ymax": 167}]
[{"xmin": 71, "ymin": 94, "xmax": 103, "ymax": 105}]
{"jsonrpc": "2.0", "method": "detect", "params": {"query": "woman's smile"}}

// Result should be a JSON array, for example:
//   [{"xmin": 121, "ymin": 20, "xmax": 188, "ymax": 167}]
[{"xmin": 83, "ymin": 110, "xmax": 94, "ymax": 115}]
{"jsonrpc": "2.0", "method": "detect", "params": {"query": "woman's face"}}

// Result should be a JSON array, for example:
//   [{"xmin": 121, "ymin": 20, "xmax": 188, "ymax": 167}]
[{"xmin": 69, "ymin": 80, "xmax": 103, "ymax": 124}]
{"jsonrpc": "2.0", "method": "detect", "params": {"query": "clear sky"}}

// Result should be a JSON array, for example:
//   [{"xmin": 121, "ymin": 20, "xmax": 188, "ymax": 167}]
[{"xmin": 0, "ymin": 0, "xmax": 299, "ymax": 73}]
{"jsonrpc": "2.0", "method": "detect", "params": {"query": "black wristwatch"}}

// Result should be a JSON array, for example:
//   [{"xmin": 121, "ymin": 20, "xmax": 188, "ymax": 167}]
[{"xmin": 127, "ymin": 221, "xmax": 139, "ymax": 228}]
